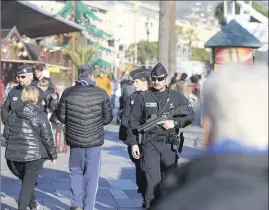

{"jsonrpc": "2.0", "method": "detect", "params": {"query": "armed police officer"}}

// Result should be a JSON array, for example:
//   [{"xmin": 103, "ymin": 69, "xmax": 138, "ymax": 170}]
[
  {"xmin": 129, "ymin": 63, "xmax": 194, "ymax": 209},
  {"xmin": 1, "ymin": 64, "xmax": 47, "ymax": 124},
  {"xmin": 119, "ymin": 67, "xmax": 150, "ymax": 206}
]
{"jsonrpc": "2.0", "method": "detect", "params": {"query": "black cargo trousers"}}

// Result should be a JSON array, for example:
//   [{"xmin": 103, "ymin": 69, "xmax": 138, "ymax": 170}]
[
  {"xmin": 140, "ymin": 136, "xmax": 178, "ymax": 209},
  {"xmin": 127, "ymin": 146, "xmax": 147, "ymax": 200}
]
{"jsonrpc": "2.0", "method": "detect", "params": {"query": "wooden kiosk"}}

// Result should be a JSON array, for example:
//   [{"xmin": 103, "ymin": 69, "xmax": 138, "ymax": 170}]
[{"xmin": 204, "ymin": 20, "xmax": 262, "ymax": 71}]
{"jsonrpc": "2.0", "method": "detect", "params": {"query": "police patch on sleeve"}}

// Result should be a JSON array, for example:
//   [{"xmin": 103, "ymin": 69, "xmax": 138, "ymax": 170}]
[
  {"xmin": 41, "ymin": 100, "xmax": 46, "ymax": 106},
  {"xmin": 12, "ymin": 97, "xmax": 18, "ymax": 101}
]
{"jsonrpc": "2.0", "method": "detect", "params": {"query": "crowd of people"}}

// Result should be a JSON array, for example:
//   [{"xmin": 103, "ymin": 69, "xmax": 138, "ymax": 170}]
[{"xmin": 0, "ymin": 61, "xmax": 268, "ymax": 210}]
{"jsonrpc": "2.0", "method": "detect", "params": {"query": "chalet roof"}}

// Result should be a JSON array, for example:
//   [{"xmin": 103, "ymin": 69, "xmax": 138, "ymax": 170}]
[{"xmin": 205, "ymin": 19, "xmax": 262, "ymax": 48}]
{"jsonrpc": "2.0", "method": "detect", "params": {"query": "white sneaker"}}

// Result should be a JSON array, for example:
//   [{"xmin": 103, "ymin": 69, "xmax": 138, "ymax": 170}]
[{"xmin": 27, "ymin": 200, "xmax": 40, "ymax": 210}]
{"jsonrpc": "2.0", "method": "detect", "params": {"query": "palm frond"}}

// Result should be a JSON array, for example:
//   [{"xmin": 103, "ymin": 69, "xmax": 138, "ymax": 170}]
[{"xmin": 62, "ymin": 48, "xmax": 81, "ymax": 69}]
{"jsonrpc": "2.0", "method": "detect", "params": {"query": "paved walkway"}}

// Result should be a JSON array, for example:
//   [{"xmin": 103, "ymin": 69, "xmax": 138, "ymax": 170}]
[{"xmin": 1, "ymin": 113, "xmax": 203, "ymax": 210}]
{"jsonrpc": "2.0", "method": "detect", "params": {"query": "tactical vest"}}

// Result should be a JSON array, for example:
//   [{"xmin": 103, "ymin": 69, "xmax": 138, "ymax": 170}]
[{"xmin": 140, "ymin": 90, "xmax": 181, "ymax": 140}]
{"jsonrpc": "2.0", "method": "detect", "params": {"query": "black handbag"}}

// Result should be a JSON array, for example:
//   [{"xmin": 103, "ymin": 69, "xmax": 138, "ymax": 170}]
[{"xmin": 49, "ymin": 111, "xmax": 58, "ymax": 124}]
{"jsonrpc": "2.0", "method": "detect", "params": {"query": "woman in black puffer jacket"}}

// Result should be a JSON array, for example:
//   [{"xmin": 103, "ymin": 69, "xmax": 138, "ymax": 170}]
[{"xmin": 4, "ymin": 86, "xmax": 57, "ymax": 210}]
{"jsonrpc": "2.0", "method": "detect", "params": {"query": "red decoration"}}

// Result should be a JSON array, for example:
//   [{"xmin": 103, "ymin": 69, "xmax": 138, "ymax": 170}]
[{"xmin": 38, "ymin": 49, "xmax": 46, "ymax": 61}]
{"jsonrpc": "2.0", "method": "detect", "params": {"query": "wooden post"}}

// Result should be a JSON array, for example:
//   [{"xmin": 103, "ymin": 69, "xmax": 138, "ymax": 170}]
[
  {"xmin": 168, "ymin": 0, "xmax": 176, "ymax": 80},
  {"xmin": 71, "ymin": 0, "xmax": 76, "ymax": 84},
  {"xmin": 158, "ymin": 1, "xmax": 170, "ymax": 72}
]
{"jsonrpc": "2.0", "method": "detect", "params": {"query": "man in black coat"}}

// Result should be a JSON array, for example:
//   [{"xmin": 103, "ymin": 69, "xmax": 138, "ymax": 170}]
[
  {"xmin": 151, "ymin": 64, "xmax": 268, "ymax": 210},
  {"xmin": 1, "ymin": 64, "xmax": 47, "ymax": 124},
  {"xmin": 56, "ymin": 65, "xmax": 113, "ymax": 210}
]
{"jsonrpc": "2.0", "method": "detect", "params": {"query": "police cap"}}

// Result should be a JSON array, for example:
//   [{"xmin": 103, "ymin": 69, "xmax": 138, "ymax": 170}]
[
  {"xmin": 17, "ymin": 64, "xmax": 33, "ymax": 75},
  {"xmin": 151, "ymin": 63, "xmax": 168, "ymax": 77},
  {"xmin": 130, "ymin": 68, "xmax": 150, "ymax": 80}
]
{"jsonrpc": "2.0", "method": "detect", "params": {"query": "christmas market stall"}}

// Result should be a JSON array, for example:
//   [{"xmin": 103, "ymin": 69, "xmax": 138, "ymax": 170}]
[
  {"xmin": 204, "ymin": 19, "xmax": 262, "ymax": 71},
  {"xmin": 1, "ymin": 1, "xmax": 83, "ymax": 85}
]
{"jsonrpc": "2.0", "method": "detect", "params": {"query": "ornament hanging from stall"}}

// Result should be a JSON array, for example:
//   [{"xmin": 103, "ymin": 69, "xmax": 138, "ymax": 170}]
[{"xmin": 38, "ymin": 48, "xmax": 46, "ymax": 62}]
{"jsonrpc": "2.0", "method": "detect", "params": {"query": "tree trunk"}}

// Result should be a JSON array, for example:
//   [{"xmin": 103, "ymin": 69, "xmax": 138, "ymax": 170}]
[
  {"xmin": 158, "ymin": 1, "xmax": 170, "ymax": 73},
  {"xmin": 168, "ymin": 0, "xmax": 176, "ymax": 80}
]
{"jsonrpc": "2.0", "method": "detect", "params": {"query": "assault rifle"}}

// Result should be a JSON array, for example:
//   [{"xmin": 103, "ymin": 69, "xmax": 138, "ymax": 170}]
[
  {"xmin": 136, "ymin": 104, "xmax": 191, "ymax": 133},
  {"xmin": 136, "ymin": 104, "xmax": 191, "ymax": 153}
]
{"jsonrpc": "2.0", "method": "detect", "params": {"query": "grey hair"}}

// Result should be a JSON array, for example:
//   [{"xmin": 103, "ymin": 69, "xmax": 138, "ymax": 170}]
[{"xmin": 203, "ymin": 64, "xmax": 268, "ymax": 149}]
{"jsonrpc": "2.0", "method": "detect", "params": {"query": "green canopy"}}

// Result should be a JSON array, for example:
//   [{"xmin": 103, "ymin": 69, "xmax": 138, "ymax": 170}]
[
  {"xmin": 86, "ymin": 25, "xmax": 112, "ymax": 39},
  {"xmin": 89, "ymin": 56, "xmax": 111, "ymax": 67},
  {"xmin": 86, "ymin": 40, "xmax": 111, "ymax": 53},
  {"xmin": 56, "ymin": 1, "xmax": 101, "ymax": 22},
  {"xmin": 99, "ymin": 45, "xmax": 111, "ymax": 53}
]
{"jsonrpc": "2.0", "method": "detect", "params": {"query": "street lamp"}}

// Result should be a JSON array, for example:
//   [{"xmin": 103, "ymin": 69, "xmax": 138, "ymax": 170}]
[
  {"xmin": 133, "ymin": 2, "xmax": 140, "ymax": 66},
  {"xmin": 145, "ymin": 17, "xmax": 153, "ymax": 68}
]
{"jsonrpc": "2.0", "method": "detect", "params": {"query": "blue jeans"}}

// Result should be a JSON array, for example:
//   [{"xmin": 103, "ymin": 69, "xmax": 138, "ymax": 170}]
[
  {"xmin": 69, "ymin": 147, "xmax": 101, "ymax": 210},
  {"xmin": 110, "ymin": 94, "xmax": 116, "ymax": 109}
]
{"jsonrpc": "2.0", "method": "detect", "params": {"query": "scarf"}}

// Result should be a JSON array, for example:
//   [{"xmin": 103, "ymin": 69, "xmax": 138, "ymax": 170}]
[{"xmin": 75, "ymin": 78, "xmax": 96, "ymax": 87}]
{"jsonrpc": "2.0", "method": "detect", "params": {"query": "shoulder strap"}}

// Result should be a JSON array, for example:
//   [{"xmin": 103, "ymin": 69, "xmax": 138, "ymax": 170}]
[{"xmin": 158, "ymin": 89, "xmax": 171, "ymax": 115}]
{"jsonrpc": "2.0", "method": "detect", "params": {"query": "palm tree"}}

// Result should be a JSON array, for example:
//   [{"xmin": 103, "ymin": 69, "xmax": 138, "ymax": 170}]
[
  {"xmin": 176, "ymin": 26, "xmax": 199, "ymax": 60},
  {"xmin": 158, "ymin": 1, "xmax": 170, "ymax": 72},
  {"xmin": 185, "ymin": 29, "xmax": 199, "ymax": 60},
  {"xmin": 169, "ymin": 0, "xmax": 176, "ymax": 79},
  {"xmin": 62, "ymin": 40, "xmax": 96, "ymax": 79}
]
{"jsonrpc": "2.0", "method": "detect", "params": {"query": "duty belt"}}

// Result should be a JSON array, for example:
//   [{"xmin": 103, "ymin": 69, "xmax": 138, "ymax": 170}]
[{"xmin": 146, "ymin": 131, "xmax": 168, "ymax": 142}]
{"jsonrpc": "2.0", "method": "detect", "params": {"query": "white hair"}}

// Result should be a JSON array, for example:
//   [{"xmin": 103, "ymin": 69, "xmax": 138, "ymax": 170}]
[{"xmin": 203, "ymin": 64, "xmax": 268, "ymax": 149}]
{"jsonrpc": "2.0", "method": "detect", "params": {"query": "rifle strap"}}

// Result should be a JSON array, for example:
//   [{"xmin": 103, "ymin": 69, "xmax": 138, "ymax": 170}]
[{"xmin": 153, "ymin": 88, "xmax": 171, "ymax": 116}]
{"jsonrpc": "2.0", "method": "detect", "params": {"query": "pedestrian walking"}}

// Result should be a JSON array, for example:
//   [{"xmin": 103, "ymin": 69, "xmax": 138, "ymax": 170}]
[
  {"xmin": 119, "ymin": 67, "xmax": 150, "ymax": 206},
  {"xmin": 31, "ymin": 64, "xmax": 54, "ymax": 94},
  {"xmin": 117, "ymin": 73, "xmax": 135, "ymax": 124},
  {"xmin": 49, "ymin": 83, "xmax": 68, "ymax": 153},
  {"xmin": 94, "ymin": 69, "xmax": 112, "ymax": 97},
  {"xmin": 1, "ymin": 64, "xmax": 47, "ymax": 125},
  {"xmin": 0, "ymin": 78, "xmax": 6, "ymax": 105},
  {"xmin": 4, "ymin": 86, "xmax": 57, "ymax": 210},
  {"xmin": 108, "ymin": 74, "xmax": 118, "ymax": 109},
  {"xmin": 4, "ymin": 77, "xmax": 18, "ymax": 97},
  {"xmin": 56, "ymin": 65, "xmax": 113, "ymax": 210},
  {"xmin": 129, "ymin": 63, "xmax": 194, "ymax": 209}
]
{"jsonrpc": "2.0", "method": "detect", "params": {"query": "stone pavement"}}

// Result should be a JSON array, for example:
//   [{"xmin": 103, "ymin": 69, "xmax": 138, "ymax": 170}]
[{"xmin": 1, "ymin": 112, "xmax": 203, "ymax": 210}]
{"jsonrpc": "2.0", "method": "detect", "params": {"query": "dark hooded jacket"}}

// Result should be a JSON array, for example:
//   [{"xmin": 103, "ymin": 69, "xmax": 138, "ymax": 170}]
[
  {"xmin": 56, "ymin": 78, "xmax": 113, "ymax": 148},
  {"xmin": 4, "ymin": 103, "xmax": 57, "ymax": 162}
]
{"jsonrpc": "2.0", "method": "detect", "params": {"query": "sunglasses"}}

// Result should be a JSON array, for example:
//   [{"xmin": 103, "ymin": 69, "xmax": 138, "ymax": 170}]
[
  {"xmin": 40, "ymin": 85, "xmax": 48, "ymax": 87},
  {"xmin": 151, "ymin": 76, "xmax": 166, "ymax": 82},
  {"xmin": 17, "ymin": 75, "xmax": 26, "ymax": 79}
]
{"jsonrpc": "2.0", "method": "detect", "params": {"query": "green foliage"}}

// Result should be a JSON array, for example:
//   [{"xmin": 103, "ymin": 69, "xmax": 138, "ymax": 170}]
[
  {"xmin": 215, "ymin": 2, "xmax": 227, "ymax": 26},
  {"xmin": 191, "ymin": 47, "xmax": 210, "ymax": 62},
  {"xmin": 253, "ymin": 1, "xmax": 268, "ymax": 17},
  {"xmin": 125, "ymin": 40, "xmax": 158, "ymax": 65},
  {"xmin": 57, "ymin": 1, "xmax": 112, "ymax": 44},
  {"xmin": 176, "ymin": 26, "xmax": 199, "ymax": 44},
  {"xmin": 63, "ymin": 41, "xmax": 96, "ymax": 70}
]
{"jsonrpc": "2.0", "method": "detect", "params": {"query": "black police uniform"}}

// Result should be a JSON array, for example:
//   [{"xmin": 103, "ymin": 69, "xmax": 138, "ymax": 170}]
[
  {"xmin": 119, "ymin": 68, "xmax": 150, "ymax": 201},
  {"xmin": 1, "ymin": 65, "xmax": 47, "ymax": 124},
  {"xmin": 129, "ymin": 63, "xmax": 194, "ymax": 208}
]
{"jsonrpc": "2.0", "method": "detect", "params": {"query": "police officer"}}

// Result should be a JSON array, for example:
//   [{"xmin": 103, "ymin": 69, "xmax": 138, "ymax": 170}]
[
  {"xmin": 119, "ymin": 68, "xmax": 150, "ymax": 205},
  {"xmin": 1, "ymin": 64, "xmax": 47, "ymax": 123},
  {"xmin": 129, "ymin": 63, "xmax": 194, "ymax": 209}
]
